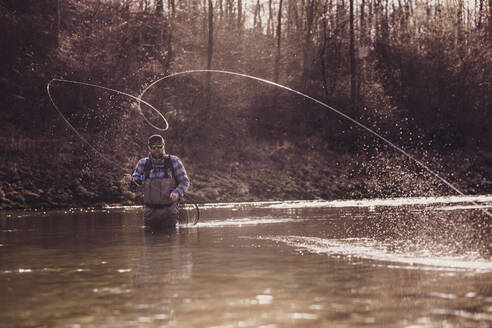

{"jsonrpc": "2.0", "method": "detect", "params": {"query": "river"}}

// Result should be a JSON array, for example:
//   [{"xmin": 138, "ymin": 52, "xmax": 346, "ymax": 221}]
[{"xmin": 1, "ymin": 195, "xmax": 492, "ymax": 327}]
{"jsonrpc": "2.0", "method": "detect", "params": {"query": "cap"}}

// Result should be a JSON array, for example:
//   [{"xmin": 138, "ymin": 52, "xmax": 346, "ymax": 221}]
[{"xmin": 148, "ymin": 134, "xmax": 164, "ymax": 145}]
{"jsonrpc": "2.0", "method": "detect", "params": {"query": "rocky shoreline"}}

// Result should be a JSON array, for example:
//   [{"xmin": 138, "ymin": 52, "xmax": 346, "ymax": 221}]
[{"xmin": 1, "ymin": 139, "xmax": 491, "ymax": 211}]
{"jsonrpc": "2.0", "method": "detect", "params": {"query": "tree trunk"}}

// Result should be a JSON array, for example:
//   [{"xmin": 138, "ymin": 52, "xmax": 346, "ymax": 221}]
[
  {"xmin": 254, "ymin": 0, "xmax": 260, "ymax": 30},
  {"xmin": 302, "ymin": 0, "xmax": 317, "ymax": 88},
  {"xmin": 227, "ymin": 0, "xmax": 233, "ymax": 26},
  {"xmin": 320, "ymin": 0, "xmax": 330, "ymax": 99},
  {"xmin": 206, "ymin": 0, "xmax": 214, "ymax": 110},
  {"xmin": 267, "ymin": 0, "xmax": 274, "ymax": 36},
  {"xmin": 57, "ymin": 0, "xmax": 62, "ymax": 47},
  {"xmin": 168, "ymin": 0, "xmax": 175, "ymax": 18},
  {"xmin": 456, "ymin": 0, "xmax": 464, "ymax": 47},
  {"xmin": 238, "ymin": 0, "xmax": 242, "ymax": 30},
  {"xmin": 359, "ymin": 0, "xmax": 366, "ymax": 94},
  {"xmin": 156, "ymin": 0, "xmax": 164, "ymax": 15},
  {"xmin": 207, "ymin": 0, "xmax": 213, "ymax": 70},
  {"xmin": 274, "ymin": 0, "xmax": 283, "ymax": 83},
  {"xmin": 360, "ymin": 0, "xmax": 366, "ymax": 42},
  {"xmin": 349, "ymin": 0, "xmax": 357, "ymax": 110},
  {"xmin": 286, "ymin": 0, "xmax": 292, "ymax": 36},
  {"xmin": 165, "ymin": 0, "xmax": 175, "ymax": 73},
  {"xmin": 289, "ymin": 0, "xmax": 300, "ymax": 36},
  {"xmin": 489, "ymin": 0, "xmax": 492, "ymax": 28},
  {"xmin": 218, "ymin": 0, "xmax": 223, "ymax": 22},
  {"xmin": 489, "ymin": 0, "xmax": 492, "ymax": 39},
  {"xmin": 203, "ymin": 0, "xmax": 208, "ymax": 38}
]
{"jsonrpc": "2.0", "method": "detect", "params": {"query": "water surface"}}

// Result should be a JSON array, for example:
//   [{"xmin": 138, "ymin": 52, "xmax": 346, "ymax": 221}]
[{"xmin": 1, "ymin": 196, "xmax": 492, "ymax": 327}]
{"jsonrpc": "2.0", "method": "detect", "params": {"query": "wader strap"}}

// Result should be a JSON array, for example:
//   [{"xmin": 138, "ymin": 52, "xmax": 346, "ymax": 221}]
[
  {"xmin": 143, "ymin": 157, "xmax": 153, "ymax": 180},
  {"xmin": 143, "ymin": 155, "xmax": 175, "ymax": 181}
]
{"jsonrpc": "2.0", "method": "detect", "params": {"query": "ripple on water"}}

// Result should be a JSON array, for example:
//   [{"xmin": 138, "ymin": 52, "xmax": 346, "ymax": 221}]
[
  {"xmin": 256, "ymin": 295, "xmax": 273, "ymax": 304},
  {"xmin": 431, "ymin": 309, "xmax": 492, "ymax": 321},
  {"xmin": 288, "ymin": 313, "xmax": 318, "ymax": 320},
  {"xmin": 191, "ymin": 217, "xmax": 297, "ymax": 228},
  {"xmin": 92, "ymin": 287, "xmax": 131, "ymax": 295},
  {"xmin": 262, "ymin": 236, "xmax": 492, "ymax": 273}
]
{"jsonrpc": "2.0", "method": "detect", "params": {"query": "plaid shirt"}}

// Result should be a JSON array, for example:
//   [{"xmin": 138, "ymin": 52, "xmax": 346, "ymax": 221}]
[{"xmin": 132, "ymin": 154, "xmax": 190, "ymax": 197}]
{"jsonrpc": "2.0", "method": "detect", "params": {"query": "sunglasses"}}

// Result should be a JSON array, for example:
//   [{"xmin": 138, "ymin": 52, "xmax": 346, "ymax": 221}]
[{"xmin": 149, "ymin": 144, "xmax": 163, "ymax": 149}]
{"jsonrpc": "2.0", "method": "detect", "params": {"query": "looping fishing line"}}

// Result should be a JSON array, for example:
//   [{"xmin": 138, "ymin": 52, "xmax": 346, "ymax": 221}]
[
  {"xmin": 47, "ymin": 78, "xmax": 199, "ymax": 224},
  {"xmin": 47, "ymin": 70, "xmax": 491, "ymax": 218},
  {"xmin": 47, "ymin": 78, "xmax": 170, "ymax": 172}
]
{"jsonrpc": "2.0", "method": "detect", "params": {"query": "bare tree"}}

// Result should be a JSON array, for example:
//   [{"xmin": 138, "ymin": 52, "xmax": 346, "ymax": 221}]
[
  {"xmin": 267, "ymin": 0, "xmax": 274, "ymax": 36},
  {"xmin": 57, "ymin": 0, "xmax": 62, "ymax": 46},
  {"xmin": 207, "ymin": 0, "xmax": 213, "ymax": 70},
  {"xmin": 320, "ymin": 0, "xmax": 330, "ymax": 99},
  {"xmin": 238, "ymin": 0, "xmax": 243, "ymax": 30},
  {"xmin": 274, "ymin": 0, "xmax": 284, "ymax": 83},
  {"xmin": 156, "ymin": 0, "xmax": 164, "ymax": 14},
  {"xmin": 302, "ymin": 0, "xmax": 319, "ymax": 87},
  {"xmin": 226, "ymin": 0, "xmax": 234, "ymax": 26},
  {"xmin": 287, "ymin": 0, "xmax": 301, "ymax": 36},
  {"xmin": 254, "ymin": 0, "xmax": 262, "ymax": 30},
  {"xmin": 165, "ymin": 0, "xmax": 175, "ymax": 73},
  {"xmin": 218, "ymin": 0, "xmax": 224, "ymax": 22},
  {"xmin": 206, "ymin": 0, "xmax": 214, "ymax": 110},
  {"xmin": 349, "ymin": 0, "xmax": 357, "ymax": 109},
  {"xmin": 168, "ymin": 0, "xmax": 175, "ymax": 18},
  {"xmin": 456, "ymin": 0, "xmax": 464, "ymax": 47},
  {"xmin": 489, "ymin": 0, "xmax": 492, "ymax": 33}
]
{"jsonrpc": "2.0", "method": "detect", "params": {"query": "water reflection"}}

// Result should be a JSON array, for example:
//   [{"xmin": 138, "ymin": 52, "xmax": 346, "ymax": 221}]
[{"xmin": 128, "ymin": 229, "xmax": 196, "ymax": 326}]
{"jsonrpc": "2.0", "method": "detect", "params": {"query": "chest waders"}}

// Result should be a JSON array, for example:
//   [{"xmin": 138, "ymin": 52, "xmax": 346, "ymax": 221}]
[{"xmin": 142, "ymin": 155, "xmax": 177, "ymax": 207}]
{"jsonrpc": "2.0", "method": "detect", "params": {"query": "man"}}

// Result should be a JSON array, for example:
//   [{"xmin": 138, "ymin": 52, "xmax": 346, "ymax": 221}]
[{"xmin": 125, "ymin": 135, "xmax": 190, "ymax": 229}]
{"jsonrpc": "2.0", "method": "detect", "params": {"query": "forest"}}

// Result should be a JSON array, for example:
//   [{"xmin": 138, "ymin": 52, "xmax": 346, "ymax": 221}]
[{"xmin": 0, "ymin": 0, "xmax": 491, "ymax": 209}]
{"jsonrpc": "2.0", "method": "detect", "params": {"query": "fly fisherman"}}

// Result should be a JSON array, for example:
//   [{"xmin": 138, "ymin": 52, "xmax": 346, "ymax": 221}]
[{"xmin": 124, "ymin": 135, "xmax": 190, "ymax": 229}]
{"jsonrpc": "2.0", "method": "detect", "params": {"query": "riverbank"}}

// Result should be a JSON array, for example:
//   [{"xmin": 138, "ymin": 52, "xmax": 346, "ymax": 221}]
[{"xmin": 1, "ymin": 137, "xmax": 491, "ymax": 210}]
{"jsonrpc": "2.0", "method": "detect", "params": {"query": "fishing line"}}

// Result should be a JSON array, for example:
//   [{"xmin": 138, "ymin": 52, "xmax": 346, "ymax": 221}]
[
  {"xmin": 47, "ymin": 78, "xmax": 199, "ymax": 224},
  {"xmin": 139, "ymin": 69, "xmax": 492, "ymax": 219},
  {"xmin": 47, "ymin": 72, "xmax": 491, "ymax": 219},
  {"xmin": 47, "ymin": 78, "xmax": 169, "ymax": 172}
]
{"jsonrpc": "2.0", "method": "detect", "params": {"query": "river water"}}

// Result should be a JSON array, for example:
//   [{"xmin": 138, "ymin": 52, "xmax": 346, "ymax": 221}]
[{"xmin": 1, "ymin": 196, "xmax": 492, "ymax": 327}]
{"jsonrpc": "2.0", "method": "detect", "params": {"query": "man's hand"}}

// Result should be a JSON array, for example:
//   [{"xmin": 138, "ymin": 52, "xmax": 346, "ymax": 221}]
[
  {"xmin": 123, "ymin": 174, "xmax": 133, "ymax": 184},
  {"xmin": 170, "ymin": 192, "xmax": 179, "ymax": 202}
]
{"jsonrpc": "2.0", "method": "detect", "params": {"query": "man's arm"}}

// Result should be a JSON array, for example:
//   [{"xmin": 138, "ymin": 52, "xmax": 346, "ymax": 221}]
[
  {"xmin": 130, "ymin": 158, "xmax": 146, "ymax": 184},
  {"xmin": 171, "ymin": 156, "xmax": 190, "ymax": 198}
]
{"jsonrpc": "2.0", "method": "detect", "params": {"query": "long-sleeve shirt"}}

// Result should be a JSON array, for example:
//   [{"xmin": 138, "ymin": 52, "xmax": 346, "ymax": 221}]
[{"xmin": 132, "ymin": 154, "xmax": 190, "ymax": 197}]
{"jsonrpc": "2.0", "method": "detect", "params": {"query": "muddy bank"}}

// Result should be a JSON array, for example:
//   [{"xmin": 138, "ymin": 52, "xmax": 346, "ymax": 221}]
[{"xmin": 1, "ymin": 138, "xmax": 491, "ymax": 210}]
